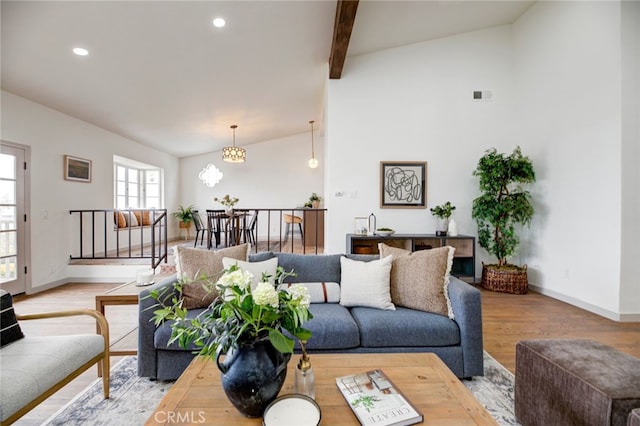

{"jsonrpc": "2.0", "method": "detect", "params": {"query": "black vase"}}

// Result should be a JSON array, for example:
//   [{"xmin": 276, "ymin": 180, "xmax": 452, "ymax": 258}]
[{"xmin": 216, "ymin": 338, "xmax": 291, "ymax": 418}]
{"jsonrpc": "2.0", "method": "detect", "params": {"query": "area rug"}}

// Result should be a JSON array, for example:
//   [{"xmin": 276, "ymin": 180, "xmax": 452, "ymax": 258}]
[{"xmin": 43, "ymin": 352, "xmax": 518, "ymax": 425}]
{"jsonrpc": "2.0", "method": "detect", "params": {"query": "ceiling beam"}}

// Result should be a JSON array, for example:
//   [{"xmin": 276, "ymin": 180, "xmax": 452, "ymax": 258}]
[{"xmin": 328, "ymin": 0, "xmax": 359, "ymax": 79}]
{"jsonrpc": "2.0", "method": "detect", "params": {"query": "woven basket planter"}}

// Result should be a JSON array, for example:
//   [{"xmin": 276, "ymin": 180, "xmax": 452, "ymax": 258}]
[{"xmin": 481, "ymin": 263, "xmax": 528, "ymax": 294}]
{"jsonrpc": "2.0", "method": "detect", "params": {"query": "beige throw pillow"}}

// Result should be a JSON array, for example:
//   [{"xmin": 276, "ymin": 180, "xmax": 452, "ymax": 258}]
[
  {"xmin": 175, "ymin": 244, "xmax": 249, "ymax": 309},
  {"xmin": 379, "ymin": 243, "xmax": 455, "ymax": 319}
]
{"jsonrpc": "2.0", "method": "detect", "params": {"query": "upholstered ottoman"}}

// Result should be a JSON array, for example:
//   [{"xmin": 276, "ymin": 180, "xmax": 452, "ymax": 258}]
[{"xmin": 515, "ymin": 339, "xmax": 640, "ymax": 426}]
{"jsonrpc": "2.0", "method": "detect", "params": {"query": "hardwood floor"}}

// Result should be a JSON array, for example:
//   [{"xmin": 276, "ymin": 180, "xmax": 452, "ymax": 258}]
[{"xmin": 9, "ymin": 281, "xmax": 640, "ymax": 425}]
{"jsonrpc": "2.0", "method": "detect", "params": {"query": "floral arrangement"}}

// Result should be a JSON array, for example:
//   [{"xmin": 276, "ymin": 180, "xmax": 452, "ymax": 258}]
[
  {"xmin": 151, "ymin": 265, "xmax": 313, "ymax": 358},
  {"xmin": 214, "ymin": 194, "xmax": 239, "ymax": 208}
]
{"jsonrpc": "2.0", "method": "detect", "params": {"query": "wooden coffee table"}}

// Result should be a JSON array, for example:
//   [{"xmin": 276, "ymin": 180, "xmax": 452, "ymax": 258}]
[{"xmin": 146, "ymin": 353, "xmax": 497, "ymax": 425}]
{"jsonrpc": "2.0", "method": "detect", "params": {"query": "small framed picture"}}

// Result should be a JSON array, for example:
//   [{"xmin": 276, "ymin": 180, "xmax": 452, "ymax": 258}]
[
  {"xmin": 354, "ymin": 217, "xmax": 368, "ymax": 235},
  {"xmin": 380, "ymin": 161, "xmax": 427, "ymax": 208},
  {"xmin": 64, "ymin": 155, "xmax": 92, "ymax": 183}
]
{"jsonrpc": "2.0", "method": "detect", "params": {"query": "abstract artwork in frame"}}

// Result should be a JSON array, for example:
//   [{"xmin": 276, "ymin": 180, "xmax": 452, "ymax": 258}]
[
  {"xmin": 380, "ymin": 161, "xmax": 426, "ymax": 208},
  {"xmin": 64, "ymin": 155, "xmax": 92, "ymax": 183}
]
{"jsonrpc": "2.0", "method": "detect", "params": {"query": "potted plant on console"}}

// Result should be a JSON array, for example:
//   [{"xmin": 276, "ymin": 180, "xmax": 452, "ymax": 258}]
[
  {"xmin": 471, "ymin": 146, "xmax": 536, "ymax": 294},
  {"xmin": 304, "ymin": 192, "xmax": 322, "ymax": 208},
  {"xmin": 430, "ymin": 201, "xmax": 456, "ymax": 236}
]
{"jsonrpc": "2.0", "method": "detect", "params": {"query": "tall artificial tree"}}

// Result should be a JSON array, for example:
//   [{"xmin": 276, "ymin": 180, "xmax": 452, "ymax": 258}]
[{"xmin": 472, "ymin": 147, "xmax": 535, "ymax": 267}]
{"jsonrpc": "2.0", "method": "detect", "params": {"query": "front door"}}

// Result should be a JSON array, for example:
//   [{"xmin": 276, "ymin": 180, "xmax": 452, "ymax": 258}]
[{"xmin": 0, "ymin": 143, "xmax": 28, "ymax": 295}]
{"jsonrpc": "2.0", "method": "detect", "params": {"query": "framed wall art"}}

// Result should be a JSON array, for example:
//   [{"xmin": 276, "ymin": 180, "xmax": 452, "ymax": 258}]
[
  {"xmin": 380, "ymin": 161, "xmax": 426, "ymax": 208},
  {"xmin": 64, "ymin": 155, "xmax": 92, "ymax": 183}
]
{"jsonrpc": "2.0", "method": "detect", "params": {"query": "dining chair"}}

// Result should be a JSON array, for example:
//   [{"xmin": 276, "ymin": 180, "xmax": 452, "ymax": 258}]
[
  {"xmin": 282, "ymin": 213, "xmax": 303, "ymax": 243},
  {"xmin": 241, "ymin": 210, "xmax": 259, "ymax": 245},
  {"xmin": 206, "ymin": 209, "xmax": 228, "ymax": 248},
  {"xmin": 191, "ymin": 210, "xmax": 208, "ymax": 248}
]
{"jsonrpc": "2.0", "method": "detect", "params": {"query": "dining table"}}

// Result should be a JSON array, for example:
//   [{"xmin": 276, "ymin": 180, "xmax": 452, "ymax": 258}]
[{"xmin": 206, "ymin": 209, "xmax": 249, "ymax": 249}]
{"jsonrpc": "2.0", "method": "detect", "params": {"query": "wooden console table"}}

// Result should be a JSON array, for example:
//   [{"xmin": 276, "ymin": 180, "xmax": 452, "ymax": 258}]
[{"xmin": 346, "ymin": 233, "xmax": 476, "ymax": 283}]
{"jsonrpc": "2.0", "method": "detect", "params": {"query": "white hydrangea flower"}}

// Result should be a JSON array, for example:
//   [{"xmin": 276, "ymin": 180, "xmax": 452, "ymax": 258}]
[
  {"xmin": 253, "ymin": 282, "xmax": 279, "ymax": 308},
  {"xmin": 216, "ymin": 268, "xmax": 253, "ymax": 292},
  {"xmin": 288, "ymin": 284, "xmax": 311, "ymax": 307}
]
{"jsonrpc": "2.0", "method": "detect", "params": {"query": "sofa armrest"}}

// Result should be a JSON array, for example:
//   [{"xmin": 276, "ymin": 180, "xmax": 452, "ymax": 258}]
[
  {"xmin": 137, "ymin": 273, "xmax": 178, "ymax": 378},
  {"xmin": 448, "ymin": 277, "xmax": 484, "ymax": 377}
]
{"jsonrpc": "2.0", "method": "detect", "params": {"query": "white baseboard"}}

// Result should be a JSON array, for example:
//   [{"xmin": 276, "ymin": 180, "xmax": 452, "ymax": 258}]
[{"xmin": 529, "ymin": 284, "xmax": 640, "ymax": 323}]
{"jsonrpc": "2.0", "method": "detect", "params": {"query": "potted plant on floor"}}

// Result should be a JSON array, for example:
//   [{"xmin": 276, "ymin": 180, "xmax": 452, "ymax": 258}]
[
  {"xmin": 472, "ymin": 146, "xmax": 535, "ymax": 294},
  {"xmin": 430, "ymin": 201, "xmax": 456, "ymax": 236},
  {"xmin": 171, "ymin": 205, "xmax": 195, "ymax": 229}
]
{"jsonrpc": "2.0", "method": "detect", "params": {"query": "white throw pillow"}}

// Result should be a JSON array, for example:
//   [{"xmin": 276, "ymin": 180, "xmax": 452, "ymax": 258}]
[
  {"xmin": 339, "ymin": 256, "xmax": 395, "ymax": 310},
  {"xmin": 277, "ymin": 282, "xmax": 341, "ymax": 303},
  {"xmin": 222, "ymin": 257, "xmax": 278, "ymax": 289}
]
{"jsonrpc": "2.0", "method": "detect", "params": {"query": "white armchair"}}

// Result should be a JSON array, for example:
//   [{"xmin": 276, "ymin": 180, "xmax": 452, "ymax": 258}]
[{"xmin": 0, "ymin": 305, "xmax": 110, "ymax": 425}]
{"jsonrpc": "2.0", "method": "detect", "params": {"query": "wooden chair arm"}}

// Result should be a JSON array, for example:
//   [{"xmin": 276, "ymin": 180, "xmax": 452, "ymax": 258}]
[{"xmin": 16, "ymin": 308, "xmax": 110, "ymax": 345}]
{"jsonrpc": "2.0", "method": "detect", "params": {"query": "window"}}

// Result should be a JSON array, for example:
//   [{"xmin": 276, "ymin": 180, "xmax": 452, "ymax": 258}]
[{"xmin": 114, "ymin": 156, "xmax": 164, "ymax": 210}]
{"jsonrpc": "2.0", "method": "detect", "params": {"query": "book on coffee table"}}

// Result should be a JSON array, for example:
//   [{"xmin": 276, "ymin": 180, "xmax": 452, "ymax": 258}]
[{"xmin": 336, "ymin": 369, "xmax": 424, "ymax": 426}]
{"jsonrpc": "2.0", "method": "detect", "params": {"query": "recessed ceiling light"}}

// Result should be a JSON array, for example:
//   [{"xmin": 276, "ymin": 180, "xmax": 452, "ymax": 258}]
[
  {"xmin": 73, "ymin": 47, "xmax": 89, "ymax": 56},
  {"xmin": 212, "ymin": 17, "xmax": 226, "ymax": 28}
]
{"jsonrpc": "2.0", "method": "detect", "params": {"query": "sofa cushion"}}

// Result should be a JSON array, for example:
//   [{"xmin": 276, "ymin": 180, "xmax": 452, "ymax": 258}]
[
  {"xmin": 275, "ymin": 253, "xmax": 342, "ymax": 283},
  {"xmin": 278, "ymin": 282, "xmax": 341, "ymax": 303},
  {"xmin": 302, "ymin": 304, "xmax": 360, "ymax": 350},
  {"xmin": 379, "ymin": 243, "xmax": 454, "ymax": 319},
  {"xmin": 339, "ymin": 256, "xmax": 394, "ymax": 310},
  {"xmin": 114, "ymin": 211, "xmax": 127, "ymax": 228},
  {"xmin": 350, "ymin": 306, "xmax": 460, "ymax": 348},
  {"xmin": 0, "ymin": 290, "xmax": 24, "ymax": 347},
  {"xmin": 154, "ymin": 308, "xmax": 209, "ymax": 351},
  {"xmin": 249, "ymin": 251, "xmax": 276, "ymax": 262},
  {"xmin": 176, "ymin": 244, "xmax": 249, "ymax": 309},
  {"xmin": 1, "ymin": 335, "xmax": 104, "ymax": 422}
]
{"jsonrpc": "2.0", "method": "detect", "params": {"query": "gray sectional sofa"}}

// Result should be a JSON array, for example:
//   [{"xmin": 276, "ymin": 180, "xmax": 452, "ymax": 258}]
[{"xmin": 138, "ymin": 252, "xmax": 484, "ymax": 381}]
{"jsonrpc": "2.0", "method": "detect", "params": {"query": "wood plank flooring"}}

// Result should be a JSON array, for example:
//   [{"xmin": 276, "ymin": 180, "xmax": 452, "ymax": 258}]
[{"xmin": 9, "ymin": 281, "xmax": 640, "ymax": 425}]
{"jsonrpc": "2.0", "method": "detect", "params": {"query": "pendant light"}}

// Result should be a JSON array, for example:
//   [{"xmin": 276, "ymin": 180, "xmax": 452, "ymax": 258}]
[
  {"xmin": 222, "ymin": 124, "xmax": 246, "ymax": 163},
  {"xmin": 308, "ymin": 120, "xmax": 318, "ymax": 169}
]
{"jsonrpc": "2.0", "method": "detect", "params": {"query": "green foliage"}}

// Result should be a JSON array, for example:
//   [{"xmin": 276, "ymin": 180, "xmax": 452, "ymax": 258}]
[
  {"xmin": 149, "ymin": 265, "xmax": 313, "ymax": 360},
  {"xmin": 430, "ymin": 201, "xmax": 456, "ymax": 219},
  {"xmin": 305, "ymin": 193, "xmax": 322, "ymax": 208},
  {"xmin": 471, "ymin": 147, "xmax": 535, "ymax": 266},
  {"xmin": 171, "ymin": 205, "xmax": 195, "ymax": 224}
]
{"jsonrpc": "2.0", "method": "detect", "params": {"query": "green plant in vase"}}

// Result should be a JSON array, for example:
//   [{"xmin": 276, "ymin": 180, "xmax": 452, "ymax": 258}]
[
  {"xmin": 149, "ymin": 265, "xmax": 313, "ymax": 417},
  {"xmin": 430, "ymin": 201, "xmax": 456, "ymax": 236}
]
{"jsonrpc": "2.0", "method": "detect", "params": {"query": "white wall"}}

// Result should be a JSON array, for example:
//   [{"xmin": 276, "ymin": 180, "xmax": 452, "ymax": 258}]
[
  {"xmin": 179, "ymin": 131, "xmax": 324, "ymax": 237},
  {"xmin": 513, "ymin": 1, "xmax": 627, "ymax": 318},
  {"xmin": 1, "ymin": 91, "xmax": 180, "ymax": 291},
  {"xmin": 619, "ymin": 0, "xmax": 640, "ymax": 318},
  {"xmin": 326, "ymin": 25, "xmax": 516, "ymax": 255},
  {"xmin": 326, "ymin": 3, "xmax": 638, "ymax": 319}
]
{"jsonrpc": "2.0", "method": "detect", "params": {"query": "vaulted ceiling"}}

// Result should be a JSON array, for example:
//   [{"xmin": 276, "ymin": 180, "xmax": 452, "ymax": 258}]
[{"xmin": 1, "ymin": 1, "xmax": 533, "ymax": 158}]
